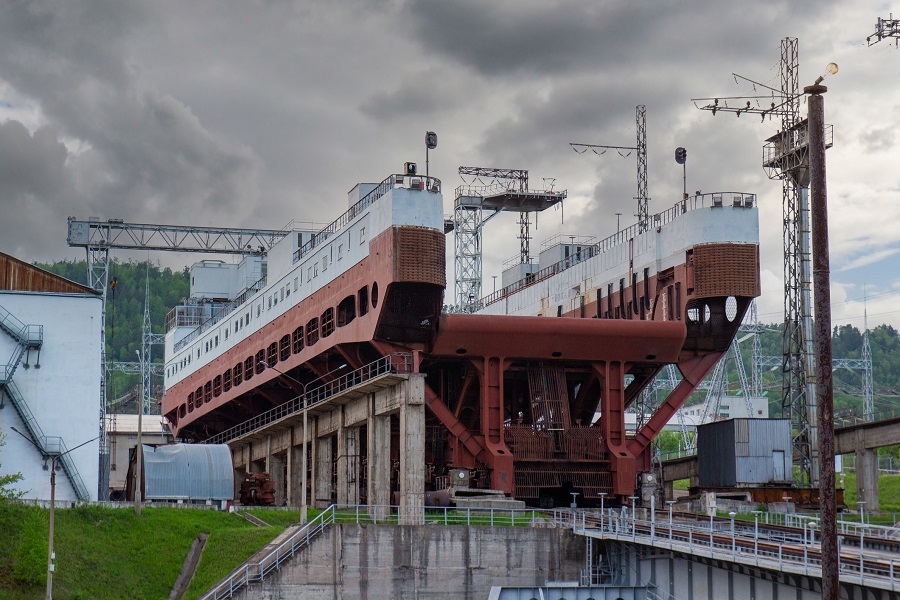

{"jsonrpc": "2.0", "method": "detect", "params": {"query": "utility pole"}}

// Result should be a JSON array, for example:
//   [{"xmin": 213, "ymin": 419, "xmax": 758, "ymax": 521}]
[
  {"xmin": 807, "ymin": 69, "xmax": 837, "ymax": 600},
  {"xmin": 134, "ymin": 349, "xmax": 144, "ymax": 516},
  {"xmin": 10, "ymin": 427, "xmax": 97, "ymax": 600}
]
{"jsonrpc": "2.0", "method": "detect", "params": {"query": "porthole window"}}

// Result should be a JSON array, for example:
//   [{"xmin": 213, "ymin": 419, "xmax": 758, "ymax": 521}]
[{"xmin": 371, "ymin": 282, "xmax": 379, "ymax": 308}]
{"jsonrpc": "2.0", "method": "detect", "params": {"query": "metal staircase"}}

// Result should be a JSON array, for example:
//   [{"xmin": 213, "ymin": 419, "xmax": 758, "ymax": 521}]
[{"xmin": 0, "ymin": 303, "xmax": 90, "ymax": 500}]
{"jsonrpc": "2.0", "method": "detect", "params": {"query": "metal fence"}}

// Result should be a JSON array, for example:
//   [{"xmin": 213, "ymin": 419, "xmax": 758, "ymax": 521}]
[
  {"xmin": 569, "ymin": 508, "xmax": 900, "ymax": 593},
  {"xmin": 203, "ymin": 353, "xmax": 413, "ymax": 445}
]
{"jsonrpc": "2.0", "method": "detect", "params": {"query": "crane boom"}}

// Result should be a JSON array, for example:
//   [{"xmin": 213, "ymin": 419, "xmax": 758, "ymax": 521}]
[{"xmin": 67, "ymin": 217, "xmax": 291, "ymax": 255}]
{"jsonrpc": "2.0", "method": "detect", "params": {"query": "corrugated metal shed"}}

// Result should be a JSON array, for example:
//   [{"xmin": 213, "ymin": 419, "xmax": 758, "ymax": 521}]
[
  {"xmin": 698, "ymin": 418, "xmax": 792, "ymax": 488},
  {"xmin": 142, "ymin": 444, "xmax": 233, "ymax": 501},
  {"xmin": 0, "ymin": 252, "xmax": 100, "ymax": 294}
]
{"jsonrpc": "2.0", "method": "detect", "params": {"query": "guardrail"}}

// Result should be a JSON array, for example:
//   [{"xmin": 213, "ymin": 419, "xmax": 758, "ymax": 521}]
[
  {"xmin": 202, "ymin": 503, "xmax": 554, "ymax": 600},
  {"xmin": 480, "ymin": 191, "xmax": 755, "ymax": 308},
  {"xmin": 294, "ymin": 173, "xmax": 442, "ymax": 263},
  {"xmin": 0, "ymin": 380, "xmax": 90, "ymax": 500},
  {"xmin": 173, "ymin": 276, "xmax": 268, "ymax": 351},
  {"xmin": 203, "ymin": 353, "xmax": 413, "ymax": 445},
  {"xmin": 570, "ymin": 508, "xmax": 900, "ymax": 592}
]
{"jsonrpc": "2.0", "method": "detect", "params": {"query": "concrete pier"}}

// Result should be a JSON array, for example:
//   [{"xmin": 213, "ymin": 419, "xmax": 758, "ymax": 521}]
[{"xmin": 230, "ymin": 372, "xmax": 426, "ymax": 518}]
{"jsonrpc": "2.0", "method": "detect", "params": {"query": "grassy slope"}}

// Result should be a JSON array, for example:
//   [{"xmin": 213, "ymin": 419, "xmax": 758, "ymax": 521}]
[{"xmin": 0, "ymin": 504, "xmax": 285, "ymax": 600}]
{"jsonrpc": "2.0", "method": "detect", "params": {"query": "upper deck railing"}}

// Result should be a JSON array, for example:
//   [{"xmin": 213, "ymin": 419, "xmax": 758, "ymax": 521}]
[
  {"xmin": 293, "ymin": 173, "xmax": 441, "ymax": 263},
  {"xmin": 479, "ymin": 192, "xmax": 756, "ymax": 308},
  {"xmin": 172, "ymin": 275, "xmax": 268, "ymax": 352},
  {"xmin": 170, "ymin": 173, "xmax": 440, "ymax": 355}
]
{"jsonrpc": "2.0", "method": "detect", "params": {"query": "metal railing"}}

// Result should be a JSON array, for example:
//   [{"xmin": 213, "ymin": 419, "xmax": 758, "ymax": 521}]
[
  {"xmin": 479, "ymin": 192, "xmax": 756, "ymax": 308},
  {"xmin": 0, "ymin": 304, "xmax": 43, "ymax": 347},
  {"xmin": 203, "ymin": 353, "xmax": 413, "ymax": 445},
  {"xmin": 294, "ymin": 173, "xmax": 442, "ymax": 263},
  {"xmin": 0, "ymin": 380, "xmax": 90, "ymax": 500},
  {"xmin": 173, "ymin": 276, "xmax": 268, "ymax": 352},
  {"xmin": 202, "ymin": 503, "xmax": 554, "ymax": 600},
  {"xmin": 569, "ymin": 508, "xmax": 900, "ymax": 592}
]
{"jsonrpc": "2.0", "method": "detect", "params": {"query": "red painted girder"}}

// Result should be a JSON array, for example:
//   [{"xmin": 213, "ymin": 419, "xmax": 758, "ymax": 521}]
[
  {"xmin": 423, "ymin": 384, "xmax": 486, "ymax": 465},
  {"xmin": 472, "ymin": 357, "xmax": 515, "ymax": 493},
  {"xmin": 627, "ymin": 352, "xmax": 723, "ymax": 455},
  {"xmin": 433, "ymin": 314, "xmax": 685, "ymax": 363},
  {"xmin": 596, "ymin": 361, "xmax": 636, "ymax": 498}
]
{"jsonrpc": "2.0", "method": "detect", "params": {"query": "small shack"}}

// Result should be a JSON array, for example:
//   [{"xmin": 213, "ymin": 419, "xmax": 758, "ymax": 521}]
[
  {"xmin": 697, "ymin": 418, "xmax": 792, "ymax": 488},
  {"xmin": 126, "ymin": 443, "xmax": 233, "ymax": 508}
]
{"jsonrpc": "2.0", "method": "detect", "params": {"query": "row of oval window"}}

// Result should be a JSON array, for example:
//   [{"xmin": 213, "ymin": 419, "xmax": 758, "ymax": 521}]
[{"xmin": 175, "ymin": 283, "xmax": 378, "ymax": 421}]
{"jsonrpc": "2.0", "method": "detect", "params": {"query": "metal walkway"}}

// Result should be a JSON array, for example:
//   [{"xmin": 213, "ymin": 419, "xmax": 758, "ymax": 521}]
[{"xmin": 566, "ymin": 508, "xmax": 900, "ymax": 594}]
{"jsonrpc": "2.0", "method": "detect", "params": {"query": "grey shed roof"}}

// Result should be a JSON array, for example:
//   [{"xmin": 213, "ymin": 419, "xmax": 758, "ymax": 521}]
[{"xmin": 143, "ymin": 444, "xmax": 233, "ymax": 501}]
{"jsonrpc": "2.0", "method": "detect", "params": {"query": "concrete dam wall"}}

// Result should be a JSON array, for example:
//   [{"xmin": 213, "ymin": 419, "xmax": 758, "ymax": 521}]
[{"xmin": 231, "ymin": 524, "xmax": 585, "ymax": 599}]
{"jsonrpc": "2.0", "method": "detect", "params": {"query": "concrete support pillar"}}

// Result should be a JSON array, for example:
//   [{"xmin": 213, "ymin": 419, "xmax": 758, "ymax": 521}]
[
  {"xmin": 399, "ymin": 374, "xmax": 425, "ymax": 524},
  {"xmin": 270, "ymin": 452, "xmax": 286, "ymax": 506},
  {"xmin": 316, "ymin": 436, "xmax": 333, "ymax": 508},
  {"xmin": 336, "ymin": 410, "xmax": 348, "ymax": 505},
  {"xmin": 857, "ymin": 446, "xmax": 880, "ymax": 512},
  {"xmin": 288, "ymin": 444, "xmax": 302, "ymax": 508},
  {"xmin": 367, "ymin": 393, "xmax": 392, "ymax": 519},
  {"xmin": 309, "ymin": 417, "xmax": 317, "ymax": 512},
  {"xmin": 345, "ymin": 426, "xmax": 360, "ymax": 505}
]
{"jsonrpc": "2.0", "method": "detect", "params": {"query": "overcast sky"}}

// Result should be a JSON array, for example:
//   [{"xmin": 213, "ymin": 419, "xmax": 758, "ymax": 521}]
[{"xmin": 1, "ymin": 0, "xmax": 898, "ymax": 331}]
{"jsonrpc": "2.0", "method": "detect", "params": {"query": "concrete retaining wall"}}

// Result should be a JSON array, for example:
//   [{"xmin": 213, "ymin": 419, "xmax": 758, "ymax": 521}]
[{"xmin": 232, "ymin": 524, "xmax": 584, "ymax": 599}]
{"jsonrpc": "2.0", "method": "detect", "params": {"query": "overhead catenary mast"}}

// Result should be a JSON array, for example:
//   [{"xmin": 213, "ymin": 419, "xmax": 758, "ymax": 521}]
[
  {"xmin": 570, "ymin": 105, "xmax": 650, "ymax": 232},
  {"xmin": 867, "ymin": 14, "xmax": 900, "ymax": 46}
]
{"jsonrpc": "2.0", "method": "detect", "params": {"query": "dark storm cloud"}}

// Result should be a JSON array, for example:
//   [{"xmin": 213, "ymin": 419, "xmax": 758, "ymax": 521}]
[
  {"xmin": 0, "ymin": 120, "xmax": 68, "ymax": 197},
  {"xmin": 0, "ymin": 120, "xmax": 73, "ymax": 259},
  {"xmin": 0, "ymin": 0, "xmax": 260, "ymax": 231},
  {"xmin": 404, "ymin": 0, "xmax": 824, "ymax": 78}
]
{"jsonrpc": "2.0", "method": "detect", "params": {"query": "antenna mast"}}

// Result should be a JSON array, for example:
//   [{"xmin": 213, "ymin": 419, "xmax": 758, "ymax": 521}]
[
  {"xmin": 867, "ymin": 14, "xmax": 900, "ymax": 46},
  {"xmin": 571, "ymin": 105, "xmax": 650, "ymax": 232}
]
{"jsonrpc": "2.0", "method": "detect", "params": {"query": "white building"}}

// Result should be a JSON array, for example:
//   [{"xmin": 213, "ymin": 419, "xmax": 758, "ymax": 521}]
[
  {"xmin": 676, "ymin": 394, "xmax": 769, "ymax": 429},
  {"xmin": 0, "ymin": 252, "xmax": 102, "ymax": 501}
]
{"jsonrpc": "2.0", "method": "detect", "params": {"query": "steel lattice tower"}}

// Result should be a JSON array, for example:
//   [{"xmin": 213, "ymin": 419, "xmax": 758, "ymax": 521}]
[
  {"xmin": 773, "ymin": 38, "xmax": 819, "ymax": 486},
  {"xmin": 453, "ymin": 193, "xmax": 484, "ymax": 309},
  {"xmin": 862, "ymin": 301, "xmax": 875, "ymax": 420},
  {"xmin": 635, "ymin": 105, "xmax": 649, "ymax": 232}
]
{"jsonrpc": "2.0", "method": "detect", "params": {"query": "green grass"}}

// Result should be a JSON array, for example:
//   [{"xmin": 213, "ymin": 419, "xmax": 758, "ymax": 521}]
[
  {"xmin": 840, "ymin": 472, "xmax": 900, "ymax": 512},
  {"xmin": 0, "ymin": 503, "xmax": 287, "ymax": 600},
  {"xmin": 240, "ymin": 508, "xmax": 303, "ymax": 529}
]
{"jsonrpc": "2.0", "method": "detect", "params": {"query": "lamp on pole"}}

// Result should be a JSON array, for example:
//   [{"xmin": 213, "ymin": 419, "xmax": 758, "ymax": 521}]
[
  {"xmin": 261, "ymin": 360, "xmax": 347, "ymax": 522},
  {"xmin": 667, "ymin": 500, "xmax": 676, "ymax": 544},
  {"xmin": 629, "ymin": 495, "xmax": 639, "ymax": 539},
  {"xmin": 599, "ymin": 492, "xmax": 607, "ymax": 530},
  {"xmin": 11, "ymin": 427, "xmax": 97, "ymax": 600},
  {"xmin": 751, "ymin": 510, "xmax": 762, "ymax": 559},
  {"xmin": 134, "ymin": 350, "xmax": 145, "ymax": 516},
  {"xmin": 728, "ymin": 511, "xmax": 737, "ymax": 554}
]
